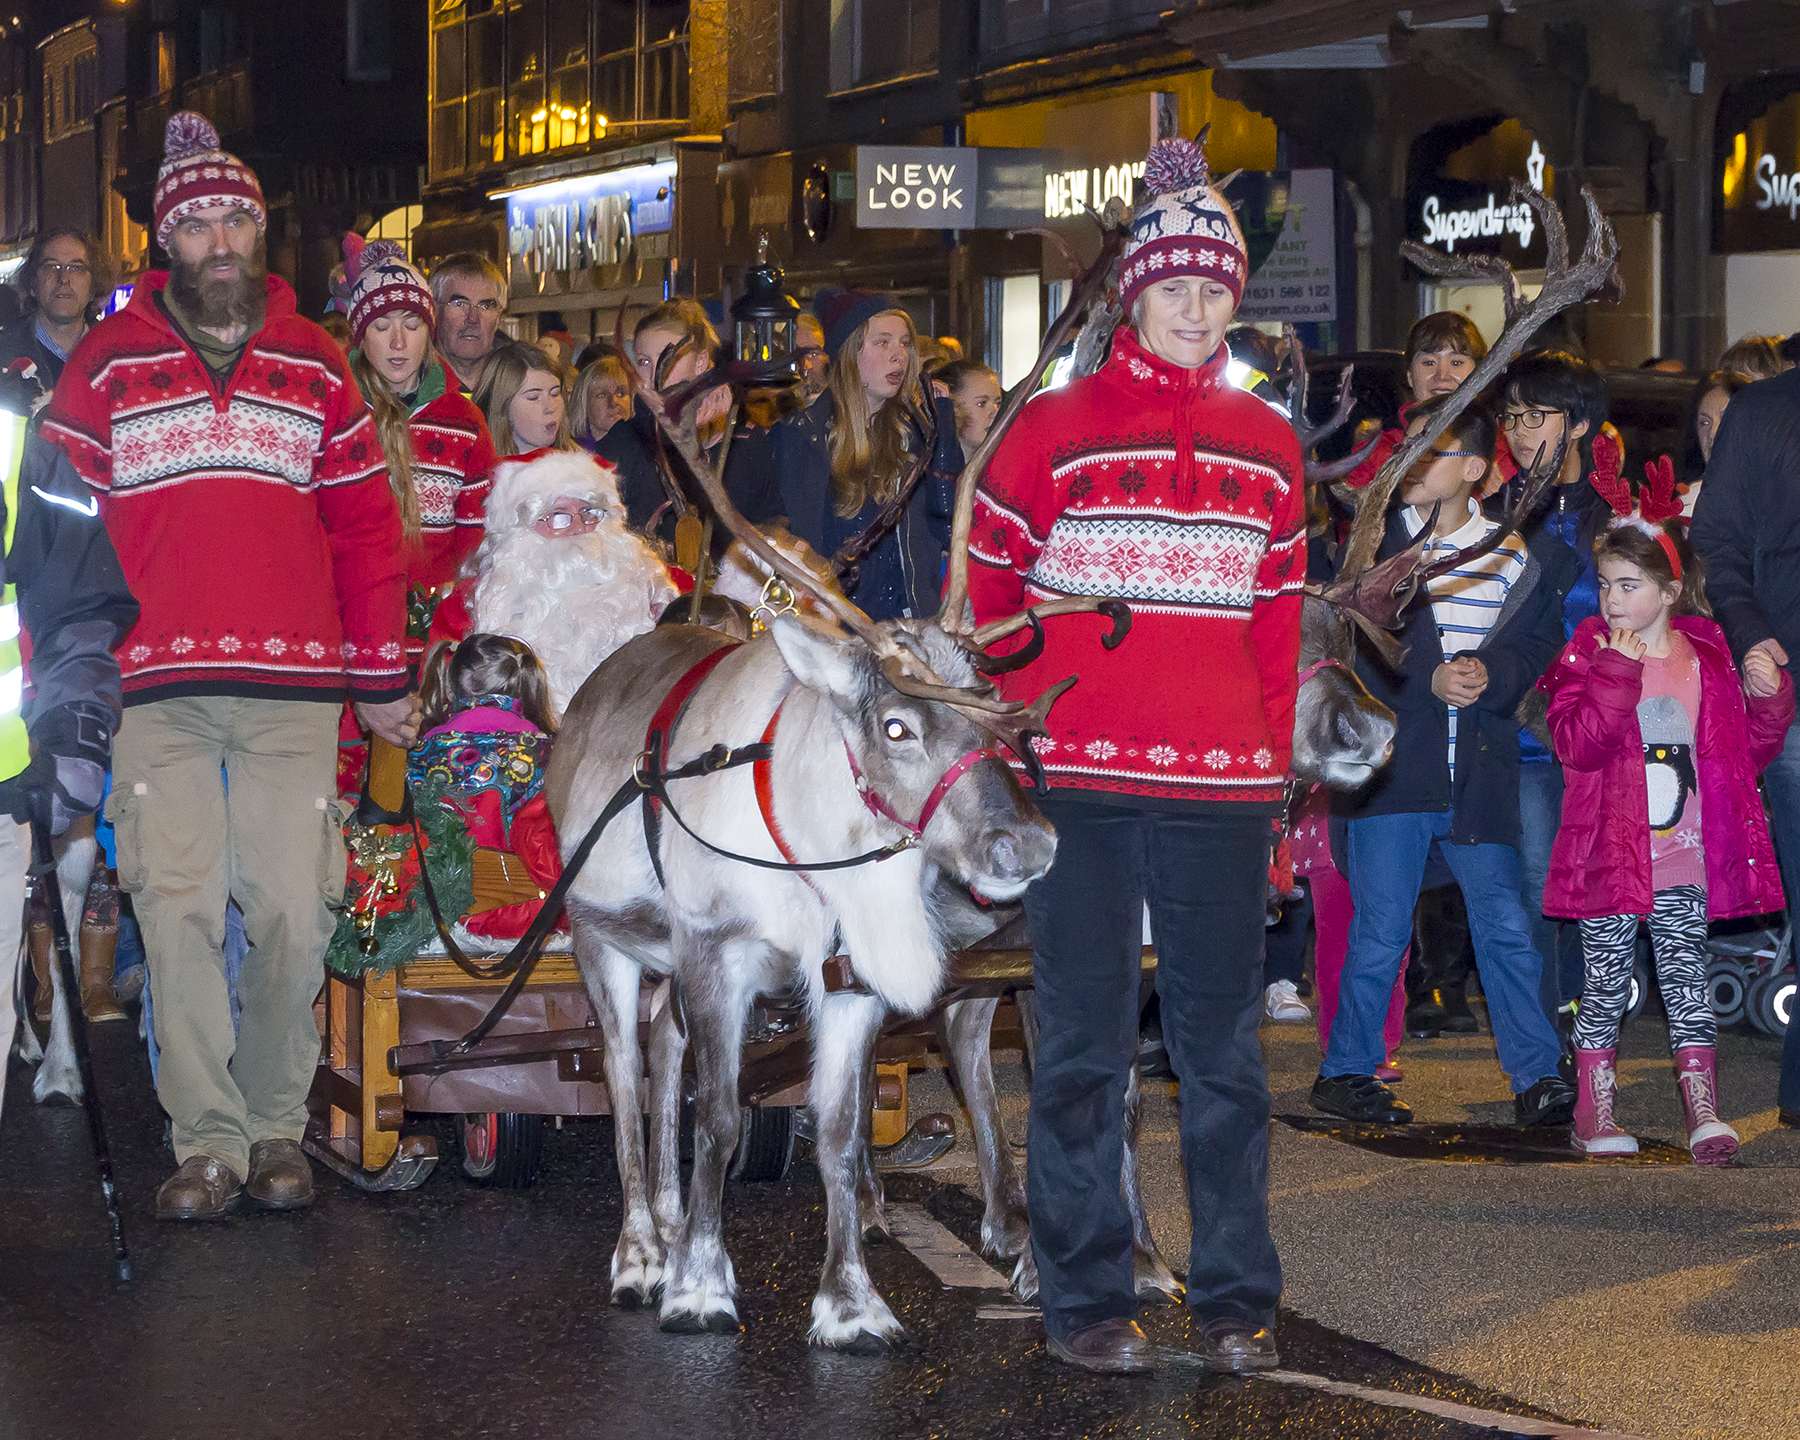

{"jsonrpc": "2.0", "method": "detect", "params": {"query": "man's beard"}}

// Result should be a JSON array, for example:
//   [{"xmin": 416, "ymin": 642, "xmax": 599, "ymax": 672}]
[
  {"xmin": 472, "ymin": 521, "xmax": 676, "ymax": 717},
  {"xmin": 168, "ymin": 241, "xmax": 268, "ymax": 329}
]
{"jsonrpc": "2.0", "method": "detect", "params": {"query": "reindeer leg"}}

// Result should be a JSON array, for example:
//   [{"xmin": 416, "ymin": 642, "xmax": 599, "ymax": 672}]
[
  {"xmin": 853, "ymin": 1046, "xmax": 889, "ymax": 1242},
  {"xmin": 810, "ymin": 989, "xmax": 907, "ymax": 1353},
  {"xmin": 659, "ymin": 939, "xmax": 747, "ymax": 1336},
  {"xmin": 1122, "ymin": 1055, "xmax": 1183, "ymax": 1304},
  {"xmin": 938, "ymin": 998, "xmax": 1031, "ymax": 1274},
  {"xmin": 33, "ymin": 831, "xmax": 95, "ymax": 1106},
  {"xmin": 575, "ymin": 922, "xmax": 663, "ymax": 1310},
  {"xmin": 646, "ymin": 983, "xmax": 686, "ymax": 1247}
]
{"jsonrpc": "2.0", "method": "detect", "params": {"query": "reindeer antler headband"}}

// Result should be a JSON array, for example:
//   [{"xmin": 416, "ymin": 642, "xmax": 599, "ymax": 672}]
[{"xmin": 1592, "ymin": 433, "xmax": 1685, "ymax": 578}]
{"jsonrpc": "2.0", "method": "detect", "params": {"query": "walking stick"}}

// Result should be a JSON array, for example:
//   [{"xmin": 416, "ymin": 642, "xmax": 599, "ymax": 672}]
[{"xmin": 28, "ymin": 802, "xmax": 132, "ymax": 1284}]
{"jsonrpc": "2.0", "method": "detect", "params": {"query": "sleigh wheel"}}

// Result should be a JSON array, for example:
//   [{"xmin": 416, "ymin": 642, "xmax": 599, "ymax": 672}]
[
  {"xmin": 459, "ymin": 1111, "xmax": 544, "ymax": 1189},
  {"xmin": 729, "ymin": 1104, "xmax": 795, "ymax": 1183}
]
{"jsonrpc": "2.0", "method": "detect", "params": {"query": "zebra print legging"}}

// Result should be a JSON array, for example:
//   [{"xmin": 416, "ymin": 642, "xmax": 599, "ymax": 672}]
[{"xmin": 1574, "ymin": 884, "xmax": 1713, "ymax": 1051}]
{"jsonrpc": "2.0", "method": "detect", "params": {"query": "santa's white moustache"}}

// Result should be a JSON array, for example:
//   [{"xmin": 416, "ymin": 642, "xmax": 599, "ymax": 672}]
[{"xmin": 473, "ymin": 523, "xmax": 676, "ymax": 716}]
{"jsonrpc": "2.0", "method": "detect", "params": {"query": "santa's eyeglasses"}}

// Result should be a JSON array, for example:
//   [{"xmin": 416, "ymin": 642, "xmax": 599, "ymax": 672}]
[{"xmin": 532, "ymin": 498, "xmax": 608, "ymax": 538}]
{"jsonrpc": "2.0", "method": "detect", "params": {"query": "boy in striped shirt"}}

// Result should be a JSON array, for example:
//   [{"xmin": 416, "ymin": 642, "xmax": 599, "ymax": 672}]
[{"xmin": 1313, "ymin": 394, "xmax": 1576, "ymax": 1130}]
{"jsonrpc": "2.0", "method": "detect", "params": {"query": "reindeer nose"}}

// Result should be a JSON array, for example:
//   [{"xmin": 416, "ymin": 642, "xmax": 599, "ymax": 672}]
[{"xmin": 989, "ymin": 833, "xmax": 1021, "ymax": 879}]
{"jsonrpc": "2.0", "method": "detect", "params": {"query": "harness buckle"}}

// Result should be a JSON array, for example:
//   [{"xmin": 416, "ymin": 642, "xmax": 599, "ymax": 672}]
[{"xmin": 632, "ymin": 748, "xmax": 655, "ymax": 789}]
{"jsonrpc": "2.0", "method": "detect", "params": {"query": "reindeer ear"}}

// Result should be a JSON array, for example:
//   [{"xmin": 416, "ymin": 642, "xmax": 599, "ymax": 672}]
[{"xmin": 769, "ymin": 613, "xmax": 869, "ymax": 711}]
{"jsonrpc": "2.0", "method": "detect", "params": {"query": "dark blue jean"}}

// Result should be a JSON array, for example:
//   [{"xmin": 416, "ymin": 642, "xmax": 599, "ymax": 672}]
[
  {"xmin": 1761, "ymin": 718, "xmax": 1800, "ymax": 1109},
  {"xmin": 1518, "ymin": 759, "xmax": 1584, "ymax": 1021},
  {"xmin": 1024, "ymin": 795, "xmax": 1280, "ymax": 1341},
  {"xmin": 1328, "ymin": 809, "xmax": 1563, "ymax": 1092}
]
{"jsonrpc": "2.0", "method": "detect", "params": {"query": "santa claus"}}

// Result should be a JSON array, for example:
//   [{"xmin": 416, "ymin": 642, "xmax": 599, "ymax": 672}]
[{"xmin": 468, "ymin": 448, "xmax": 677, "ymax": 716}]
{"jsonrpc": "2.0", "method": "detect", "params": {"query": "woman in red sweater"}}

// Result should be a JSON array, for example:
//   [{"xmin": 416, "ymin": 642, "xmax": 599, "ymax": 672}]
[
  {"xmin": 341, "ymin": 233, "xmax": 497, "ymax": 654},
  {"xmin": 968, "ymin": 137, "xmax": 1299, "ymax": 1378}
]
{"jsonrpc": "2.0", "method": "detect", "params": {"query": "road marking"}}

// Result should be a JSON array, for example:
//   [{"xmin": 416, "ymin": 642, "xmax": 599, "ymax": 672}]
[
  {"xmin": 887, "ymin": 1202, "xmax": 1011, "ymax": 1290},
  {"xmin": 1263, "ymin": 1370, "xmax": 1654, "ymax": 1439},
  {"xmin": 887, "ymin": 1205, "xmax": 1649, "ymax": 1434}
]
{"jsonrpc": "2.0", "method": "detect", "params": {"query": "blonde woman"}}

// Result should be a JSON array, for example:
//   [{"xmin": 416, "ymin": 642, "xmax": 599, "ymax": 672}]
[
  {"xmin": 759, "ymin": 289, "xmax": 961, "ymax": 620},
  {"xmin": 474, "ymin": 341, "xmax": 573, "ymax": 455},
  {"xmin": 341, "ymin": 234, "xmax": 496, "ymax": 653}
]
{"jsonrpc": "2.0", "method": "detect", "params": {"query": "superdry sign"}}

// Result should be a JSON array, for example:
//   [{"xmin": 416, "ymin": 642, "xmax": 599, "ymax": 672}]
[
  {"xmin": 1718, "ymin": 91, "xmax": 1800, "ymax": 252},
  {"xmin": 855, "ymin": 147, "xmax": 975, "ymax": 228}
]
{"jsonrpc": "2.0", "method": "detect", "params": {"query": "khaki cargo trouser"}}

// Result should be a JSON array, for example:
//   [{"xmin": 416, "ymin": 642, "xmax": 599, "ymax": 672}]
[{"xmin": 109, "ymin": 697, "xmax": 346, "ymax": 1179}]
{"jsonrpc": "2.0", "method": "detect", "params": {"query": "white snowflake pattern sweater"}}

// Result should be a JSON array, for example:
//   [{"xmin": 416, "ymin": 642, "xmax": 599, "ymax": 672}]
[{"xmin": 968, "ymin": 328, "xmax": 1304, "ymax": 806}]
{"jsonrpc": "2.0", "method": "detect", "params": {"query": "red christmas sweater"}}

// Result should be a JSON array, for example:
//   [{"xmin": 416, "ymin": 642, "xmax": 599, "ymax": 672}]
[
  {"xmin": 41, "ymin": 273, "xmax": 408, "ymax": 705},
  {"xmin": 968, "ymin": 329, "xmax": 1304, "ymax": 806},
  {"xmin": 373, "ymin": 361, "xmax": 495, "ymax": 595}
]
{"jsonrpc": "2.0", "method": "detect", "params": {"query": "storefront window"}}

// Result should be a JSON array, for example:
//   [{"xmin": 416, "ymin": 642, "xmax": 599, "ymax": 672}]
[
  {"xmin": 467, "ymin": 0, "xmax": 504, "ymax": 165},
  {"xmin": 643, "ymin": 0, "xmax": 688, "ymax": 122},
  {"xmin": 829, "ymin": 0, "xmax": 937, "ymax": 93}
]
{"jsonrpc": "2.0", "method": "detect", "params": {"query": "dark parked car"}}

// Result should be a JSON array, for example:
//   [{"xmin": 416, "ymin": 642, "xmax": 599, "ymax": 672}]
[{"xmin": 1293, "ymin": 350, "xmax": 1703, "ymax": 480}]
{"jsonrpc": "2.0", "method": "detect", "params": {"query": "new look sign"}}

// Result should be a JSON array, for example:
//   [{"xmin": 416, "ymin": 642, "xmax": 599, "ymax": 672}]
[{"xmin": 856, "ymin": 147, "xmax": 974, "ymax": 227}]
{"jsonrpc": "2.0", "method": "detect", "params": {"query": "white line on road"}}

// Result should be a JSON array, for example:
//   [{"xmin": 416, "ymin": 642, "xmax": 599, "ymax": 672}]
[
  {"xmin": 1262, "ymin": 1369, "xmax": 1656, "ymax": 1440},
  {"xmin": 887, "ymin": 1202, "xmax": 1012, "ymax": 1290}
]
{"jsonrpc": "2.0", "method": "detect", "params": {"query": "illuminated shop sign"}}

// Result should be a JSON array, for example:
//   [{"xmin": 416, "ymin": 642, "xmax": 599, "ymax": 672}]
[
  {"xmin": 1043, "ymin": 160, "xmax": 1145, "ymax": 220},
  {"xmin": 1719, "ymin": 92, "xmax": 1800, "ymax": 251},
  {"xmin": 1407, "ymin": 125, "xmax": 1551, "ymax": 264},
  {"xmin": 499, "ymin": 160, "xmax": 676, "ymax": 277}
]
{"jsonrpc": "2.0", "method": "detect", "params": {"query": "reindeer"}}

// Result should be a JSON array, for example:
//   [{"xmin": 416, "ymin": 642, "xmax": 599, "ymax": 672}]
[
  {"xmin": 6, "ymin": 827, "xmax": 103, "ymax": 1112},
  {"xmin": 544, "ymin": 226, "xmax": 1133, "ymax": 1349}
]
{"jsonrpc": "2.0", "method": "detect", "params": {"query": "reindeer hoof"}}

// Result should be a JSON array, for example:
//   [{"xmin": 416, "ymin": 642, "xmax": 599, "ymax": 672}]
[
  {"xmin": 659, "ymin": 1309, "xmax": 740, "ymax": 1336},
  {"xmin": 611, "ymin": 1286, "xmax": 649, "ymax": 1312},
  {"xmin": 831, "ymin": 1328, "xmax": 912, "ymax": 1357},
  {"xmin": 1009, "ymin": 1251, "xmax": 1040, "ymax": 1304},
  {"xmin": 1136, "ymin": 1280, "xmax": 1181, "ymax": 1306}
]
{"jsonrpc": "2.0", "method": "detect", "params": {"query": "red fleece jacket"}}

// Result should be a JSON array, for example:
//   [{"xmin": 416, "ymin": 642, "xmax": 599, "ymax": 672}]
[
  {"xmin": 41, "ymin": 272, "xmax": 407, "ymax": 705},
  {"xmin": 967, "ymin": 329, "xmax": 1304, "ymax": 806}
]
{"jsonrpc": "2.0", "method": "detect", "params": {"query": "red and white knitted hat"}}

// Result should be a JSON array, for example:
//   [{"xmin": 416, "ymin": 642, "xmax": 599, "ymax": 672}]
[
  {"xmin": 154, "ymin": 112, "xmax": 266, "ymax": 249},
  {"xmin": 1119, "ymin": 135, "xmax": 1248, "ymax": 312},
  {"xmin": 341, "ymin": 233, "xmax": 434, "ymax": 345}
]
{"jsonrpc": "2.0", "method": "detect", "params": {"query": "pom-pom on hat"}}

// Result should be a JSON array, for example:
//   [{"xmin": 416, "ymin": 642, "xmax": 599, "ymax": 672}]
[
  {"xmin": 813, "ymin": 287, "xmax": 902, "ymax": 361},
  {"xmin": 1119, "ymin": 129, "xmax": 1249, "ymax": 315},
  {"xmin": 153, "ymin": 112, "xmax": 266, "ymax": 250},
  {"xmin": 341, "ymin": 232, "xmax": 435, "ymax": 346}
]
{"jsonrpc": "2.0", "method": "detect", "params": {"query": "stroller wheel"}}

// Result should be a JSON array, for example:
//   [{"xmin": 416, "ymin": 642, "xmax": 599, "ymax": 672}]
[
  {"xmin": 1705, "ymin": 957, "xmax": 1749, "ymax": 1029},
  {"xmin": 1745, "ymin": 973, "xmax": 1776, "ymax": 1036}
]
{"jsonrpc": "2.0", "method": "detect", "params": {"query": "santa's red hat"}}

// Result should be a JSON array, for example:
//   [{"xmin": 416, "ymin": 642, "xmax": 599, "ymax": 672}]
[{"xmin": 484, "ymin": 448, "xmax": 624, "ymax": 531}]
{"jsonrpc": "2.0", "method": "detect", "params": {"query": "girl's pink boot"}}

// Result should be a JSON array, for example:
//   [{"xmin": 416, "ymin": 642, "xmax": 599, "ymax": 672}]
[
  {"xmin": 1572, "ymin": 1048, "xmax": 1638, "ymax": 1156},
  {"xmin": 1674, "ymin": 1045, "xmax": 1739, "ymax": 1166}
]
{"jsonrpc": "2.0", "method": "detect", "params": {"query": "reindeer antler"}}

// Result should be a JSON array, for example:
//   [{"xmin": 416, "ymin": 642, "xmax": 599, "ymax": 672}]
[
  {"xmin": 938, "ymin": 217, "xmax": 1132, "ymax": 638},
  {"xmin": 1640, "ymin": 454, "xmax": 1683, "ymax": 523},
  {"xmin": 1283, "ymin": 323, "xmax": 1380, "ymax": 485},
  {"xmin": 1335, "ymin": 183, "xmax": 1620, "ymax": 595}
]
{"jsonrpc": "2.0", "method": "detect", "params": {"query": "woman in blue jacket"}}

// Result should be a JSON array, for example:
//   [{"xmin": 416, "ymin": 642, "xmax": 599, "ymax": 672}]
[{"xmin": 765, "ymin": 289, "xmax": 961, "ymax": 621}]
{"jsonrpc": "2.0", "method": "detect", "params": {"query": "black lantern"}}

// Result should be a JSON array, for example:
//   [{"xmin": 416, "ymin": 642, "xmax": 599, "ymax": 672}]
[{"xmin": 732, "ymin": 234, "xmax": 802, "ymax": 386}]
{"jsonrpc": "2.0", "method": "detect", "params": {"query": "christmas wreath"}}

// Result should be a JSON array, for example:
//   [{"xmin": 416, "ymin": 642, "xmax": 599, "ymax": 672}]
[{"xmin": 326, "ymin": 776, "xmax": 477, "ymax": 978}]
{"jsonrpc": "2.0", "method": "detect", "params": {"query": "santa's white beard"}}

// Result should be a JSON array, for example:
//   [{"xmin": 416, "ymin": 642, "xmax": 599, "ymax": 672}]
[{"xmin": 473, "ymin": 523, "xmax": 676, "ymax": 716}]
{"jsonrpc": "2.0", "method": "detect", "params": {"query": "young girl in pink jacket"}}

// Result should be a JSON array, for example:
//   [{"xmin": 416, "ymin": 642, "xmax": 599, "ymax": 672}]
[{"xmin": 1542, "ymin": 517, "xmax": 1794, "ymax": 1163}]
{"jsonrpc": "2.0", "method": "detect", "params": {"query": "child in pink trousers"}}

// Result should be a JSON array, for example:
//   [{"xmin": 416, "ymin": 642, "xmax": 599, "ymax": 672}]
[{"xmin": 1541, "ymin": 501, "xmax": 1793, "ymax": 1164}]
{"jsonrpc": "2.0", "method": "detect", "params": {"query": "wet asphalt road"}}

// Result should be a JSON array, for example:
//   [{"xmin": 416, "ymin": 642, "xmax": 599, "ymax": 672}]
[{"xmin": 0, "ymin": 1027, "xmax": 1588, "ymax": 1440}]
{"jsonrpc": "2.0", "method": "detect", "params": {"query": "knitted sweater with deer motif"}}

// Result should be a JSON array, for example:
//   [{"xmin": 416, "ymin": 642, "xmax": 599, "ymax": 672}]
[
  {"xmin": 968, "ymin": 328, "xmax": 1304, "ymax": 807},
  {"xmin": 41, "ymin": 272, "xmax": 408, "ymax": 706}
]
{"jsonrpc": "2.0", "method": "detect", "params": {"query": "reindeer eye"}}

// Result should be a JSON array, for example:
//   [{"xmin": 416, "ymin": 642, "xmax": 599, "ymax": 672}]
[{"xmin": 884, "ymin": 718, "xmax": 912, "ymax": 742}]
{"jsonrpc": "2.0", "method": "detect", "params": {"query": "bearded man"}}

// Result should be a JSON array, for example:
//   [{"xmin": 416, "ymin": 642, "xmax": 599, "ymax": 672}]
[
  {"xmin": 470, "ymin": 448, "xmax": 675, "ymax": 716},
  {"xmin": 42, "ymin": 112, "xmax": 412, "ymax": 1221}
]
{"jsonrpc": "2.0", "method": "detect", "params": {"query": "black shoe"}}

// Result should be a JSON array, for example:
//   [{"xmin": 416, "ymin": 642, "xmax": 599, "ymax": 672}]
[
  {"xmin": 1515, "ymin": 1074, "xmax": 1577, "ymax": 1127},
  {"xmin": 1405, "ymin": 996, "xmax": 1448, "ymax": 1039},
  {"xmin": 1779, "ymin": 1107, "xmax": 1800, "ymax": 1130},
  {"xmin": 1310, "ymin": 1073, "xmax": 1412, "ymax": 1125},
  {"xmin": 1436, "ymin": 985, "xmax": 1480, "ymax": 1035},
  {"xmin": 1195, "ymin": 1316, "xmax": 1278, "ymax": 1374},
  {"xmin": 1045, "ymin": 1317, "xmax": 1203, "ymax": 1375}
]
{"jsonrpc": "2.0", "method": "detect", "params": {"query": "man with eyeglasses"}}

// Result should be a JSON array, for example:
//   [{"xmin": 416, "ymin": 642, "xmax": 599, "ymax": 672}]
[
  {"xmin": 0, "ymin": 229, "xmax": 109, "ymax": 390},
  {"xmin": 428, "ymin": 252, "xmax": 507, "ymax": 394}
]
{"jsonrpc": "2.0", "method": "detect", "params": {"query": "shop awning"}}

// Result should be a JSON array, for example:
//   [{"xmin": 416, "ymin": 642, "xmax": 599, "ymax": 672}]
[{"xmin": 1164, "ymin": 0, "xmax": 1561, "ymax": 68}]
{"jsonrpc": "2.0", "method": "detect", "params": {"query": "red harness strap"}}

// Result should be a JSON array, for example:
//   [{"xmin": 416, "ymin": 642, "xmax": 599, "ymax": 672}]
[
  {"xmin": 643, "ymin": 644, "xmax": 741, "ymax": 805},
  {"xmin": 751, "ymin": 704, "xmax": 806, "ymax": 869}
]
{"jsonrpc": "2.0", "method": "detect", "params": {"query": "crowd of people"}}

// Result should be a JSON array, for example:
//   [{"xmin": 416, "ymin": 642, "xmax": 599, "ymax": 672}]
[{"xmin": 8, "ymin": 111, "xmax": 1800, "ymax": 1379}]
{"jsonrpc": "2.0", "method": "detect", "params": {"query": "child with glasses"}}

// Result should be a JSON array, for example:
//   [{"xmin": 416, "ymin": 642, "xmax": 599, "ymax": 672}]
[
  {"xmin": 1314, "ymin": 392, "xmax": 1576, "ymax": 1127},
  {"xmin": 1491, "ymin": 350, "xmax": 1618, "ymax": 1041}
]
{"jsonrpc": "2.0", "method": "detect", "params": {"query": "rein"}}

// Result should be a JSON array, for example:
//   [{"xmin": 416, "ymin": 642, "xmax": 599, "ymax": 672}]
[{"xmin": 1296, "ymin": 656, "xmax": 1345, "ymax": 687}]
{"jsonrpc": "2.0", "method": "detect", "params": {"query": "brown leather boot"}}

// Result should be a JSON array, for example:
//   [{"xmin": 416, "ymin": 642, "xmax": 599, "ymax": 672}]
[
  {"xmin": 27, "ymin": 918, "xmax": 53, "ymax": 1025},
  {"xmin": 155, "ymin": 1156, "xmax": 243, "ymax": 1221},
  {"xmin": 246, "ymin": 1139, "xmax": 315, "ymax": 1210},
  {"xmin": 78, "ymin": 924, "xmax": 126, "ymax": 1022}
]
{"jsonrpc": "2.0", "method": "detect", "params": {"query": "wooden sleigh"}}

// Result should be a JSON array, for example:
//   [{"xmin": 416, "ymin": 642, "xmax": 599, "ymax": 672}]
[{"xmin": 305, "ymin": 740, "xmax": 1159, "ymax": 1194}]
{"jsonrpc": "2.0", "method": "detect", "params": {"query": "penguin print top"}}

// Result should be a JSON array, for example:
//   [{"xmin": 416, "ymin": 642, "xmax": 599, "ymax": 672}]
[{"xmin": 1637, "ymin": 633, "xmax": 1705, "ymax": 891}]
